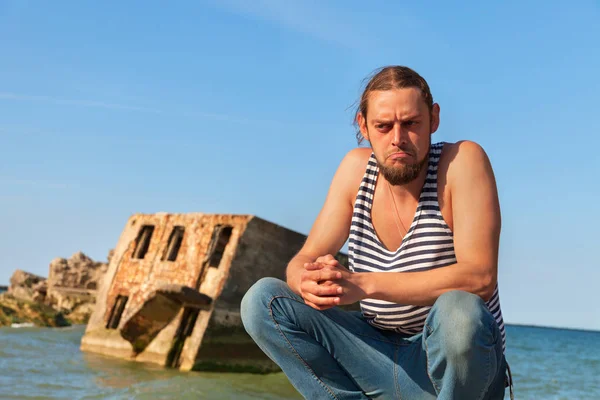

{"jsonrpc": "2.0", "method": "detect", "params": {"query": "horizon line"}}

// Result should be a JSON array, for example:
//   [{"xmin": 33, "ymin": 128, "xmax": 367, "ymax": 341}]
[{"xmin": 505, "ymin": 322, "xmax": 599, "ymax": 334}]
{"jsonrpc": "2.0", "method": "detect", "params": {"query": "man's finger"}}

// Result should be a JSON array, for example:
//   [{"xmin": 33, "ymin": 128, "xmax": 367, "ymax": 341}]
[
  {"xmin": 304, "ymin": 262, "xmax": 325, "ymax": 271},
  {"xmin": 323, "ymin": 254, "xmax": 336, "ymax": 262},
  {"xmin": 304, "ymin": 299, "xmax": 334, "ymax": 311},
  {"xmin": 312, "ymin": 284, "xmax": 343, "ymax": 296},
  {"xmin": 302, "ymin": 268, "xmax": 341, "ymax": 282},
  {"xmin": 303, "ymin": 292, "xmax": 340, "ymax": 307},
  {"xmin": 300, "ymin": 280, "xmax": 341, "ymax": 297},
  {"xmin": 304, "ymin": 262, "xmax": 336, "ymax": 271},
  {"xmin": 304, "ymin": 262, "xmax": 334, "ymax": 270},
  {"xmin": 304, "ymin": 300, "xmax": 320, "ymax": 310},
  {"xmin": 316, "ymin": 254, "xmax": 337, "ymax": 264},
  {"xmin": 315, "ymin": 256, "xmax": 325, "ymax": 263},
  {"xmin": 315, "ymin": 269, "xmax": 342, "ymax": 281}
]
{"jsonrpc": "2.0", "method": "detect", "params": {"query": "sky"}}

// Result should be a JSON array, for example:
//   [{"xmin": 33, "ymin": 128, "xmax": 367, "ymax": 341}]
[{"xmin": 1, "ymin": 1, "xmax": 599, "ymax": 331}]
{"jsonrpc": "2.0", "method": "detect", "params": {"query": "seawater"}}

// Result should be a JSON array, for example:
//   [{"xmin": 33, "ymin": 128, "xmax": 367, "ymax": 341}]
[{"xmin": 0, "ymin": 325, "xmax": 598, "ymax": 399}]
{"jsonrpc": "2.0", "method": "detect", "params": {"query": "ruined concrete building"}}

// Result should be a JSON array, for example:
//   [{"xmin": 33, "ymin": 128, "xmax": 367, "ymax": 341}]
[{"xmin": 81, "ymin": 213, "xmax": 345, "ymax": 372}]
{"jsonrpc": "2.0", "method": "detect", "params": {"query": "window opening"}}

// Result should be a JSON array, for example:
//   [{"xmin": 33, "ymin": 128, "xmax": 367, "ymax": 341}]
[
  {"xmin": 206, "ymin": 225, "xmax": 233, "ymax": 268},
  {"xmin": 162, "ymin": 226, "xmax": 185, "ymax": 262},
  {"xmin": 166, "ymin": 307, "xmax": 200, "ymax": 368},
  {"xmin": 132, "ymin": 225, "xmax": 155, "ymax": 259},
  {"xmin": 106, "ymin": 295, "xmax": 128, "ymax": 329}
]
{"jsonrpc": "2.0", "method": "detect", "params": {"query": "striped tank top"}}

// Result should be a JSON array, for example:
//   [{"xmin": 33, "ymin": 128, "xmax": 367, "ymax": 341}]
[{"xmin": 348, "ymin": 142, "xmax": 506, "ymax": 351}]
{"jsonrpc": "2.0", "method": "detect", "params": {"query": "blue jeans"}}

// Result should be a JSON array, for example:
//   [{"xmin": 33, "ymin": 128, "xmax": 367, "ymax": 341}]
[{"xmin": 241, "ymin": 278, "xmax": 506, "ymax": 400}]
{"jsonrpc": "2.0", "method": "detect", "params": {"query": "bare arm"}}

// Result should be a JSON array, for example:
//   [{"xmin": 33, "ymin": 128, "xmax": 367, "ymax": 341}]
[
  {"xmin": 341, "ymin": 141, "xmax": 501, "ymax": 304},
  {"xmin": 286, "ymin": 149, "xmax": 368, "ymax": 305}
]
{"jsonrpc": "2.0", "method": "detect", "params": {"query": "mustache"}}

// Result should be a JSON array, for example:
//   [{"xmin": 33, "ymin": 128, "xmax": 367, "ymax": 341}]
[{"xmin": 386, "ymin": 145, "xmax": 417, "ymax": 157}]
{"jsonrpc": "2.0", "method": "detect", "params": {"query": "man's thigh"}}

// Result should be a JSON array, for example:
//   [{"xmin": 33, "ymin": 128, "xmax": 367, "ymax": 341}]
[{"xmin": 271, "ymin": 293, "xmax": 434, "ymax": 399}]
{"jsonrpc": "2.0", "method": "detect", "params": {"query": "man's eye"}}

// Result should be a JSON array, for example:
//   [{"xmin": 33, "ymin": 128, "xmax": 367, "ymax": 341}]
[{"xmin": 404, "ymin": 121, "xmax": 417, "ymax": 126}]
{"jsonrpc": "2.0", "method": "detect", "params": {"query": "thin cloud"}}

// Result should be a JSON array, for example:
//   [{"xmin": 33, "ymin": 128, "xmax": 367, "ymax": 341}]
[
  {"xmin": 0, "ymin": 92, "xmax": 284, "ymax": 127},
  {"xmin": 1, "ymin": 178, "xmax": 70, "ymax": 190},
  {"xmin": 0, "ymin": 92, "xmax": 163, "ymax": 113},
  {"xmin": 208, "ymin": 0, "xmax": 370, "ymax": 50}
]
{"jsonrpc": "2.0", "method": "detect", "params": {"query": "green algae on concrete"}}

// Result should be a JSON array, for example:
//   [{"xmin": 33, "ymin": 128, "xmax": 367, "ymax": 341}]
[{"xmin": 0, "ymin": 293, "xmax": 70, "ymax": 327}]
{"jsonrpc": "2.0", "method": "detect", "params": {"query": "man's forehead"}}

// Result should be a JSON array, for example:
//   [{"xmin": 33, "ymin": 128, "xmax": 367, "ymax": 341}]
[
  {"xmin": 371, "ymin": 103, "xmax": 422, "ymax": 113},
  {"xmin": 367, "ymin": 88, "xmax": 427, "ymax": 113}
]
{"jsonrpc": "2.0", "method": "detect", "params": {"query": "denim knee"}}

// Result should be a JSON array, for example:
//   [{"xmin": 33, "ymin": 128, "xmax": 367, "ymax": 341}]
[
  {"xmin": 427, "ymin": 290, "xmax": 495, "ymax": 358},
  {"xmin": 241, "ymin": 277, "xmax": 287, "ymax": 338}
]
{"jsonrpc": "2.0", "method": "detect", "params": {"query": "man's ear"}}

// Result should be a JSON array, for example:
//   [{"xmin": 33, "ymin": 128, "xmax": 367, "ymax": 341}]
[
  {"xmin": 430, "ymin": 103, "xmax": 440, "ymax": 134},
  {"xmin": 357, "ymin": 112, "xmax": 369, "ymax": 142}
]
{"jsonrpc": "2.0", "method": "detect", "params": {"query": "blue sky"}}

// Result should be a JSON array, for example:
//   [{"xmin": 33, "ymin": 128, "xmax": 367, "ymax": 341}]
[{"xmin": 1, "ymin": 1, "xmax": 599, "ymax": 331}]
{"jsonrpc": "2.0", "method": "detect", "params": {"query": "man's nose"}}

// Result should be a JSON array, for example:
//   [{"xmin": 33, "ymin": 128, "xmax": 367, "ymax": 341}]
[{"xmin": 391, "ymin": 125, "xmax": 407, "ymax": 147}]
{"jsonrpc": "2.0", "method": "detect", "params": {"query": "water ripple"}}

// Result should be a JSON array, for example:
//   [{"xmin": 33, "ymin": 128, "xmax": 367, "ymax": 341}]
[{"xmin": 1, "ymin": 325, "xmax": 599, "ymax": 399}]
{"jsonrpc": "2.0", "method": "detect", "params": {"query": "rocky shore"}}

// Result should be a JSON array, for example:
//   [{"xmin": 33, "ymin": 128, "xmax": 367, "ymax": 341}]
[
  {"xmin": 0, "ymin": 251, "xmax": 110, "ymax": 327},
  {"xmin": 0, "ymin": 293, "xmax": 70, "ymax": 327}
]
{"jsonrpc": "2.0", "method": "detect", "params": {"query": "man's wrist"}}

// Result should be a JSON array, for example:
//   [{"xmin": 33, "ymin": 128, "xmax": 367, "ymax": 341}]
[{"xmin": 351, "ymin": 272, "xmax": 374, "ymax": 299}]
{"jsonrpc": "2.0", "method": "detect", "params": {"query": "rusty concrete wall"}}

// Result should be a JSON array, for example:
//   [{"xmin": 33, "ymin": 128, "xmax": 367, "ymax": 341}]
[
  {"xmin": 188, "ymin": 216, "xmax": 307, "ymax": 372},
  {"xmin": 104, "ymin": 214, "xmax": 206, "ymax": 329},
  {"xmin": 139, "ymin": 214, "xmax": 251, "ymax": 366},
  {"xmin": 174, "ymin": 215, "xmax": 251, "ymax": 370},
  {"xmin": 216, "ymin": 216, "xmax": 306, "ymax": 307},
  {"xmin": 82, "ymin": 212, "xmax": 145, "ymax": 356},
  {"xmin": 81, "ymin": 213, "xmax": 254, "ymax": 366}
]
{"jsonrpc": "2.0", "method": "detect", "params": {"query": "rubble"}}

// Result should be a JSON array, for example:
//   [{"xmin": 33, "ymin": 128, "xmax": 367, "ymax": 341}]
[
  {"xmin": 8, "ymin": 270, "xmax": 46, "ymax": 301},
  {"xmin": 0, "ymin": 293, "xmax": 69, "ymax": 327},
  {"xmin": 1, "ymin": 251, "xmax": 110, "ymax": 327}
]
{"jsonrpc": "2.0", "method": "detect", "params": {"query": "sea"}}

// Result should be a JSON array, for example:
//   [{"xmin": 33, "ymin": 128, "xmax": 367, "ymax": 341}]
[{"xmin": 0, "ymin": 324, "xmax": 598, "ymax": 399}]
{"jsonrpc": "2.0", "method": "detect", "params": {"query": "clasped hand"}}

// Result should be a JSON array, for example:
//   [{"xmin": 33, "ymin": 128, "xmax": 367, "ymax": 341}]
[{"xmin": 300, "ymin": 254, "xmax": 365, "ymax": 310}]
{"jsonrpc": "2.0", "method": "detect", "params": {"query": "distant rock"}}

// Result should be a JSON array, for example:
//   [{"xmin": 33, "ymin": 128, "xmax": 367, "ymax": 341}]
[
  {"xmin": 32, "ymin": 280, "xmax": 47, "ymax": 303},
  {"xmin": 8, "ymin": 270, "xmax": 46, "ymax": 302},
  {"xmin": 48, "ymin": 251, "xmax": 108, "ymax": 291},
  {"xmin": 67, "ymin": 302, "xmax": 97, "ymax": 325},
  {"xmin": 1, "ymin": 250, "xmax": 112, "ymax": 327},
  {"xmin": 45, "ymin": 251, "xmax": 110, "ymax": 322},
  {"xmin": 0, "ymin": 293, "xmax": 69, "ymax": 328}
]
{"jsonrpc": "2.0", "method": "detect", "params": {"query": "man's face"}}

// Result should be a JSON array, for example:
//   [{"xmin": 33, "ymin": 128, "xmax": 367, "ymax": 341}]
[{"xmin": 358, "ymin": 88, "xmax": 440, "ymax": 185}]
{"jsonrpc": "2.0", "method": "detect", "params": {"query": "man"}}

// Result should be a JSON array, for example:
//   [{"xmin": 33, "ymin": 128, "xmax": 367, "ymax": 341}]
[{"xmin": 241, "ymin": 66, "xmax": 510, "ymax": 399}]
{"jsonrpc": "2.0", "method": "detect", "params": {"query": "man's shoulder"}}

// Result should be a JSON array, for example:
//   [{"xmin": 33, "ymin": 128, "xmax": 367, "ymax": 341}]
[
  {"xmin": 339, "ymin": 147, "xmax": 373, "ymax": 182},
  {"xmin": 342, "ymin": 147, "xmax": 372, "ymax": 167},
  {"xmin": 440, "ymin": 140, "xmax": 494, "ymax": 187},
  {"xmin": 331, "ymin": 147, "xmax": 372, "ymax": 203},
  {"xmin": 440, "ymin": 140, "xmax": 489, "ymax": 170}
]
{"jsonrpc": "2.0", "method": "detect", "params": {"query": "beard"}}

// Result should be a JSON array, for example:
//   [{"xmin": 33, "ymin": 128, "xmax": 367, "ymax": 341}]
[{"xmin": 375, "ymin": 144, "xmax": 429, "ymax": 186}]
